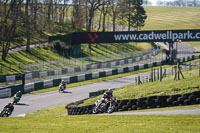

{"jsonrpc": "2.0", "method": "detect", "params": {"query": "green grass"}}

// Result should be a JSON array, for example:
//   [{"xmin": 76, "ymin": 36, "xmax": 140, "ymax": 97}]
[
  {"xmin": 186, "ymin": 42, "xmax": 200, "ymax": 51},
  {"xmin": 1, "ymin": 98, "xmax": 199, "ymax": 133},
  {"xmin": 117, "ymin": 104, "xmax": 200, "ymax": 114},
  {"xmin": 0, "ymin": 47, "xmax": 65, "ymax": 75},
  {"xmin": 0, "ymin": 106, "xmax": 200, "ymax": 133},
  {"xmin": 143, "ymin": 6, "xmax": 200, "ymax": 51},
  {"xmin": 79, "ymin": 66, "xmax": 200, "ymax": 107},
  {"xmin": 0, "ymin": 102, "xmax": 200, "ymax": 132},
  {"xmin": 143, "ymin": 6, "xmax": 200, "ymax": 30},
  {"xmin": 82, "ymin": 42, "xmax": 152, "ymax": 57}
]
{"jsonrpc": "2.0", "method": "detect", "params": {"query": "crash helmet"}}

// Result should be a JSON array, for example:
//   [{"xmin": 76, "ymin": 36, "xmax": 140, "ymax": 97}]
[
  {"xmin": 108, "ymin": 88, "xmax": 113, "ymax": 94},
  {"xmin": 8, "ymin": 103, "xmax": 13, "ymax": 106}
]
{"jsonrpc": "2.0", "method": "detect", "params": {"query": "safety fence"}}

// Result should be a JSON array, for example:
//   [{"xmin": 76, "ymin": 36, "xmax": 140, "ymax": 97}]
[
  {"xmin": 0, "ymin": 55, "xmax": 199, "ymax": 98},
  {"xmin": 22, "ymin": 50, "xmax": 155, "ymax": 73},
  {"xmin": 23, "ymin": 50, "xmax": 160, "ymax": 82},
  {"xmin": 66, "ymin": 91, "xmax": 200, "ymax": 115},
  {"xmin": 0, "ymin": 84, "xmax": 23, "ymax": 98}
]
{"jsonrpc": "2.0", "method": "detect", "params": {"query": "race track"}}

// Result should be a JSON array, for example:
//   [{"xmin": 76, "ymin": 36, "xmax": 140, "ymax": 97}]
[
  {"xmin": 0, "ymin": 72, "xmax": 148, "ymax": 117},
  {"xmin": 0, "ymin": 42, "xmax": 198, "ymax": 116}
]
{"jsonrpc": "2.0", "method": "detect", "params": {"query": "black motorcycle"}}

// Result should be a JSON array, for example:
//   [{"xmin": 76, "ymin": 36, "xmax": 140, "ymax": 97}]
[{"xmin": 0, "ymin": 104, "xmax": 14, "ymax": 117}]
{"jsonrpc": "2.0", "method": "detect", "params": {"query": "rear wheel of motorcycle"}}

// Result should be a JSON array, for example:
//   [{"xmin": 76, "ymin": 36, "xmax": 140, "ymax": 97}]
[
  {"xmin": 92, "ymin": 105, "xmax": 99, "ymax": 114},
  {"xmin": 107, "ymin": 105, "xmax": 115, "ymax": 114}
]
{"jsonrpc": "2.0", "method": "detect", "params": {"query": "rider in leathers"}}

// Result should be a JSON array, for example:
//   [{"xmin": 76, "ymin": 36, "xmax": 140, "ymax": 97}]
[
  {"xmin": 100, "ymin": 89, "xmax": 113, "ymax": 104},
  {"xmin": 60, "ymin": 80, "xmax": 66, "ymax": 89}
]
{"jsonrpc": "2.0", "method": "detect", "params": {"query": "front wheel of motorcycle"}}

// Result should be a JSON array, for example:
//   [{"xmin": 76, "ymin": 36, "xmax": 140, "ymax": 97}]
[
  {"xmin": 92, "ymin": 105, "xmax": 99, "ymax": 114},
  {"xmin": 1, "ymin": 112, "xmax": 9, "ymax": 117}
]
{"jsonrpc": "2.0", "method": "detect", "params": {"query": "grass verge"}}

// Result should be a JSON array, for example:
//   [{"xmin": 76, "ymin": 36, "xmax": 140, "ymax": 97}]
[{"xmin": 0, "ymin": 110, "xmax": 199, "ymax": 133}]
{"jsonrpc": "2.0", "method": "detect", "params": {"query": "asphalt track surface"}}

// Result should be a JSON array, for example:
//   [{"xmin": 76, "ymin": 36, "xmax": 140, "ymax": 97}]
[
  {"xmin": 0, "ymin": 42, "xmax": 199, "ymax": 117},
  {"xmin": 100, "ymin": 109, "xmax": 200, "ymax": 115},
  {"xmin": 0, "ymin": 70, "xmax": 153, "ymax": 117}
]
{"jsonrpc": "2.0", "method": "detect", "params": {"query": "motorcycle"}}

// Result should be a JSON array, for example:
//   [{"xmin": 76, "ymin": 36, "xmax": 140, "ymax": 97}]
[
  {"xmin": 93, "ymin": 96, "xmax": 117, "ymax": 114},
  {"xmin": 0, "ymin": 106, "xmax": 13, "ymax": 117},
  {"xmin": 59, "ymin": 83, "xmax": 66, "ymax": 93}
]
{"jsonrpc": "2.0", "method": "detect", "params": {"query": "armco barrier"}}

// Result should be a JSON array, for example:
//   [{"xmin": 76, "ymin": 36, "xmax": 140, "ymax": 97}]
[
  {"xmin": 0, "ymin": 88, "xmax": 11, "ymax": 98},
  {"xmin": 0, "ymin": 74, "xmax": 22, "ymax": 83},
  {"xmin": 0, "ymin": 84, "xmax": 23, "ymax": 98},
  {"xmin": 66, "ymin": 91, "xmax": 200, "ymax": 115},
  {"xmin": 11, "ymin": 84, "xmax": 24, "ymax": 96}
]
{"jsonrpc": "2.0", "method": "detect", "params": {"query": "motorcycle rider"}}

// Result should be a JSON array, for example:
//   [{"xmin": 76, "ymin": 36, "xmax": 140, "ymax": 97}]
[
  {"xmin": 15, "ymin": 90, "xmax": 22, "ymax": 98},
  {"xmin": 100, "ymin": 88, "xmax": 113, "ymax": 105},
  {"xmin": 93, "ymin": 88, "xmax": 116, "ymax": 114},
  {"xmin": 13, "ymin": 90, "xmax": 22, "ymax": 104},
  {"xmin": 1, "ymin": 103, "xmax": 14, "ymax": 116},
  {"xmin": 59, "ymin": 80, "xmax": 66, "ymax": 91}
]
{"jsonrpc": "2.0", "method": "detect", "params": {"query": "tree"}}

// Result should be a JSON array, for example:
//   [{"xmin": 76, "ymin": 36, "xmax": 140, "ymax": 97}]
[
  {"xmin": 110, "ymin": 0, "xmax": 121, "ymax": 31},
  {"xmin": 128, "ymin": 0, "xmax": 147, "ymax": 31},
  {"xmin": 72, "ymin": 0, "xmax": 86, "ymax": 31},
  {"xmin": 25, "ymin": 0, "xmax": 31, "ymax": 52},
  {"xmin": 101, "ymin": 0, "xmax": 110, "ymax": 32},
  {"xmin": 118, "ymin": 0, "xmax": 128, "ymax": 31},
  {"xmin": 59, "ymin": 0, "xmax": 70, "ymax": 26},
  {"xmin": 87, "ymin": 0, "xmax": 104, "ymax": 32},
  {"xmin": 0, "ymin": 0, "xmax": 24, "ymax": 60}
]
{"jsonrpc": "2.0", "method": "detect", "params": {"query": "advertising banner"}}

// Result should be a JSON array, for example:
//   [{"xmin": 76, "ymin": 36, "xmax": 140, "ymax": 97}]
[{"xmin": 49, "ymin": 29, "xmax": 200, "ymax": 44}]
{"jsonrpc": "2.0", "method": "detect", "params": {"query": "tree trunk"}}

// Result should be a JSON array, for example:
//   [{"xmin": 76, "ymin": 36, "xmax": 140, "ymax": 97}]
[
  {"xmin": 128, "ymin": 1, "xmax": 131, "ymax": 31},
  {"xmin": 85, "ymin": 0, "xmax": 88, "ymax": 31},
  {"xmin": 98, "ymin": 9, "xmax": 103, "ymax": 31},
  {"xmin": 34, "ymin": 0, "xmax": 38, "ymax": 29},
  {"xmin": 2, "ymin": 42, "xmax": 10, "ymax": 61},
  {"xmin": 25, "ymin": 0, "xmax": 31, "ymax": 52},
  {"xmin": 113, "ymin": 14, "xmax": 116, "ymax": 31}
]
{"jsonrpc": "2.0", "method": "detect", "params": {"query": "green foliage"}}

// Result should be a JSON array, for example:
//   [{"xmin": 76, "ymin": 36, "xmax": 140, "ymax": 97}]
[
  {"xmin": 52, "ymin": 41, "xmax": 69, "ymax": 52},
  {"xmin": 129, "ymin": 0, "xmax": 147, "ymax": 30}
]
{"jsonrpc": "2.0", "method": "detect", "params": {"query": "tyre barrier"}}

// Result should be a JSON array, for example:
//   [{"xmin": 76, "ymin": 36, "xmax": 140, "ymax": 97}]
[{"xmin": 66, "ymin": 91, "xmax": 200, "ymax": 115}]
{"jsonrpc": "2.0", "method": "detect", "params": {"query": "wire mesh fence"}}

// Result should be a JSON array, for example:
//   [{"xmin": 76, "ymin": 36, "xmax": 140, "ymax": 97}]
[
  {"xmin": 23, "ymin": 49, "xmax": 162, "ymax": 83},
  {"xmin": 22, "ymin": 50, "xmax": 156, "ymax": 73}
]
